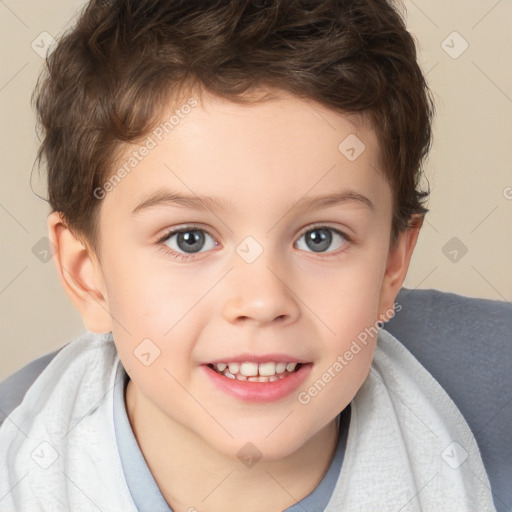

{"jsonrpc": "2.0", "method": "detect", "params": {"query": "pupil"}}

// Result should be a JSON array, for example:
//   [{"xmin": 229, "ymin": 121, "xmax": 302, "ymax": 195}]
[
  {"xmin": 178, "ymin": 230, "xmax": 204, "ymax": 253},
  {"xmin": 307, "ymin": 228, "xmax": 331, "ymax": 252}
]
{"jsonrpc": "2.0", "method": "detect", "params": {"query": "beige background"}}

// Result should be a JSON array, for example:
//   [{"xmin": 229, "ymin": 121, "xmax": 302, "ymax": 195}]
[{"xmin": 1, "ymin": 0, "xmax": 511, "ymax": 380}]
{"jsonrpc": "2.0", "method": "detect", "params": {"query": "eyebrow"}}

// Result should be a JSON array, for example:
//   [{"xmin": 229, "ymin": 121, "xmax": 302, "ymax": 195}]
[{"xmin": 131, "ymin": 188, "xmax": 374, "ymax": 215}]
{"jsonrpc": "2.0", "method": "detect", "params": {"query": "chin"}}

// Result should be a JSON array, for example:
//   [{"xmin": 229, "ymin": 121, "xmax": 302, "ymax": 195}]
[{"xmin": 206, "ymin": 423, "xmax": 318, "ymax": 464}]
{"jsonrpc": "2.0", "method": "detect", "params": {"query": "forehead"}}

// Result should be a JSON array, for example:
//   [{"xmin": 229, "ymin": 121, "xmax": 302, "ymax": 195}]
[{"xmin": 103, "ymin": 87, "xmax": 389, "ymax": 220}]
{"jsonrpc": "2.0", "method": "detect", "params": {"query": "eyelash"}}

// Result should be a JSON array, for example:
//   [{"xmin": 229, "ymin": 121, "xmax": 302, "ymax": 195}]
[{"xmin": 156, "ymin": 223, "xmax": 352, "ymax": 261}]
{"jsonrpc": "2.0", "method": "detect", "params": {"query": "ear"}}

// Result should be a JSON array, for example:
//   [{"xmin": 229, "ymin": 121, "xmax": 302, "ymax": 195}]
[
  {"xmin": 47, "ymin": 211, "xmax": 112, "ymax": 333},
  {"xmin": 377, "ymin": 215, "xmax": 423, "ymax": 321}
]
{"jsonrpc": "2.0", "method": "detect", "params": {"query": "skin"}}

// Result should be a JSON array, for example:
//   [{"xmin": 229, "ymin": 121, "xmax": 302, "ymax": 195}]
[{"xmin": 48, "ymin": 86, "xmax": 421, "ymax": 512}]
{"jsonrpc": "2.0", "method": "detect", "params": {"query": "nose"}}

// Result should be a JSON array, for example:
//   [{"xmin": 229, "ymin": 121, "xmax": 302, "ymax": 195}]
[{"xmin": 221, "ymin": 250, "xmax": 301, "ymax": 328}]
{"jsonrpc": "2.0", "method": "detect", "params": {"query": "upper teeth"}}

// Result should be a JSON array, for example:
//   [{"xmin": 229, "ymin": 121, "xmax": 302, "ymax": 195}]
[{"xmin": 217, "ymin": 361, "xmax": 298, "ymax": 377}]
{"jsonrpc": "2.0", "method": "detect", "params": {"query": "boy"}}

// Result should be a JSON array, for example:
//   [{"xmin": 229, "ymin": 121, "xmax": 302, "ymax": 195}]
[{"xmin": 0, "ymin": 0, "xmax": 497, "ymax": 511}]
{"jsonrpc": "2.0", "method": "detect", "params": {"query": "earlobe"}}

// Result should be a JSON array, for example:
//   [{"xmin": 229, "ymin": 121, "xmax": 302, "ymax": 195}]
[
  {"xmin": 378, "ymin": 216, "xmax": 423, "ymax": 321},
  {"xmin": 47, "ymin": 211, "xmax": 112, "ymax": 334}
]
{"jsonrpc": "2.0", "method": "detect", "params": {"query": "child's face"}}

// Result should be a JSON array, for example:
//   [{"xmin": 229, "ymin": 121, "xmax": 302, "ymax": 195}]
[{"xmin": 80, "ymin": 88, "xmax": 409, "ymax": 460}]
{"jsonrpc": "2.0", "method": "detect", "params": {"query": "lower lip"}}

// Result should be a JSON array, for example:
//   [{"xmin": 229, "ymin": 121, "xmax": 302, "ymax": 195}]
[{"xmin": 201, "ymin": 364, "xmax": 312, "ymax": 403}]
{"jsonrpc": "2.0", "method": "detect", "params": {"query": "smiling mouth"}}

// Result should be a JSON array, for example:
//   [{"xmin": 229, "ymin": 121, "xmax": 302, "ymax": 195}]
[{"xmin": 207, "ymin": 361, "xmax": 304, "ymax": 382}]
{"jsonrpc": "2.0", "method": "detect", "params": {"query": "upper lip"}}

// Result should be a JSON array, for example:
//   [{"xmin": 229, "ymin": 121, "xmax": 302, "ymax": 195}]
[{"xmin": 204, "ymin": 353, "xmax": 311, "ymax": 365}]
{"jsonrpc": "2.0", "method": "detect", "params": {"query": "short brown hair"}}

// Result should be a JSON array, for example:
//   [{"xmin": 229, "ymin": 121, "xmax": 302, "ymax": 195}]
[{"xmin": 33, "ymin": 0, "xmax": 434, "ymax": 252}]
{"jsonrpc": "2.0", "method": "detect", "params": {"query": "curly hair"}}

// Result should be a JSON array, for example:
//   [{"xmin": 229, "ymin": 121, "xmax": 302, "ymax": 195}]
[{"xmin": 33, "ymin": 0, "xmax": 435, "ymax": 251}]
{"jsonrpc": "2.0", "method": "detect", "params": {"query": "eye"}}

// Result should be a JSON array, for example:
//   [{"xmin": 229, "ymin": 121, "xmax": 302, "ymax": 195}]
[
  {"xmin": 157, "ymin": 224, "xmax": 350, "ymax": 261},
  {"xmin": 294, "ymin": 225, "xmax": 349, "ymax": 254},
  {"xmin": 159, "ymin": 225, "xmax": 217, "ymax": 257}
]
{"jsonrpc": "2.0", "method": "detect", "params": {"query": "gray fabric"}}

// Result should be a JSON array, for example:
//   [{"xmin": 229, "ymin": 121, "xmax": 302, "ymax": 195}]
[
  {"xmin": 1, "ymin": 287, "xmax": 510, "ymax": 511},
  {"xmin": 385, "ymin": 288, "xmax": 512, "ymax": 512}
]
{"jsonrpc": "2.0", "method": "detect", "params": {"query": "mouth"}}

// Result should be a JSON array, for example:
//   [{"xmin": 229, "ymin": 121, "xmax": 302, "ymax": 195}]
[
  {"xmin": 202, "ymin": 359, "xmax": 312, "ymax": 402},
  {"xmin": 207, "ymin": 361, "xmax": 303, "ymax": 382}
]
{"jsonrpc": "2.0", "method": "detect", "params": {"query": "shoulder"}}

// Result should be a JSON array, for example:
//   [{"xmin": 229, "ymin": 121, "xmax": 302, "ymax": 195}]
[
  {"xmin": 389, "ymin": 287, "xmax": 512, "ymax": 333},
  {"xmin": 0, "ymin": 331, "xmax": 118, "ymax": 429},
  {"xmin": 385, "ymin": 287, "xmax": 512, "ymax": 423},
  {"xmin": 385, "ymin": 288, "xmax": 512, "ymax": 512},
  {"xmin": 0, "ymin": 346, "xmax": 67, "ymax": 428}
]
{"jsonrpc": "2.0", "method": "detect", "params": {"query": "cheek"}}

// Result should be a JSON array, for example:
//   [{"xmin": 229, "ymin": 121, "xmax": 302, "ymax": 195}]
[
  {"xmin": 101, "ymin": 248, "xmax": 183, "ymax": 333},
  {"xmin": 304, "ymin": 341, "xmax": 375, "ymax": 423},
  {"xmin": 298, "ymin": 248, "xmax": 386, "ymax": 404},
  {"xmin": 99, "ymin": 252, "xmax": 195, "ymax": 382},
  {"xmin": 300, "ymin": 280, "xmax": 381, "ymax": 418},
  {"xmin": 304, "ymin": 248, "xmax": 387, "ymax": 334}
]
